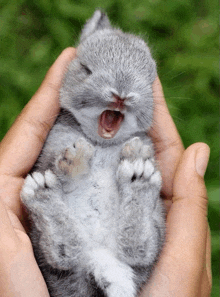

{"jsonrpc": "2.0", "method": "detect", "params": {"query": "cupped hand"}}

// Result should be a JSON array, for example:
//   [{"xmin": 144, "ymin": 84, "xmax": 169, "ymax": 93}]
[
  {"xmin": 139, "ymin": 79, "xmax": 211, "ymax": 296},
  {"xmin": 0, "ymin": 47, "xmax": 76, "ymax": 297}
]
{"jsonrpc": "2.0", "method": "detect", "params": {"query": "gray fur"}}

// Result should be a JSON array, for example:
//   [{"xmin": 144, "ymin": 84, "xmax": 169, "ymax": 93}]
[{"xmin": 21, "ymin": 10, "xmax": 165, "ymax": 297}]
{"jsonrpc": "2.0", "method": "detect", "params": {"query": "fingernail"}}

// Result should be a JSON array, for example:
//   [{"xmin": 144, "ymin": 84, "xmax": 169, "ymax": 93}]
[{"xmin": 195, "ymin": 144, "xmax": 210, "ymax": 177}]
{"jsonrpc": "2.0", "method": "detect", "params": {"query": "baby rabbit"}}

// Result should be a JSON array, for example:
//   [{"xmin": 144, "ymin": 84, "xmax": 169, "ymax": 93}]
[{"xmin": 21, "ymin": 10, "xmax": 165, "ymax": 297}]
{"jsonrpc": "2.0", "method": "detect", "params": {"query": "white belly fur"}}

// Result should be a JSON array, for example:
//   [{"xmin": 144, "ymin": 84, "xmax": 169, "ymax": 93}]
[{"xmin": 65, "ymin": 145, "xmax": 121, "ymax": 251}]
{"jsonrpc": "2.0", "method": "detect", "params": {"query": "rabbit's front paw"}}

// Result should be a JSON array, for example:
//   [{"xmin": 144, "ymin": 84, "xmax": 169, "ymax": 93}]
[
  {"xmin": 117, "ymin": 137, "xmax": 161, "ymax": 188},
  {"xmin": 56, "ymin": 138, "xmax": 94, "ymax": 177}
]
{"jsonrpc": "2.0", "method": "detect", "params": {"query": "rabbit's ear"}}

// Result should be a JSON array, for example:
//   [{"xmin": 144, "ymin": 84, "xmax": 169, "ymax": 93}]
[{"xmin": 80, "ymin": 10, "xmax": 112, "ymax": 42}]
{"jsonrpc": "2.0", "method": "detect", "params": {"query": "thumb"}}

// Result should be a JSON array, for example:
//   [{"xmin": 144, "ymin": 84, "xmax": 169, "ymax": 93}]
[
  {"xmin": 173, "ymin": 142, "xmax": 210, "ymax": 208},
  {"xmin": 166, "ymin": 142, "xmax": 210, "ymax": 272},
  {"xmin": 139, "ymin": 143, "xmax": 210, "ymax": 297}
]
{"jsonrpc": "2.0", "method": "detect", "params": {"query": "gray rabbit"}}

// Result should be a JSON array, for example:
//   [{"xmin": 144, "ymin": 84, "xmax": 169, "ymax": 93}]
[{"xmin": 21, "ymin": 10, "xmax": 165, "ymax": 297}]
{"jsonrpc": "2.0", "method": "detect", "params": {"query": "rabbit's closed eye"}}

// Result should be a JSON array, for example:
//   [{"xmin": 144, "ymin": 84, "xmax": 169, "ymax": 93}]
[{"xmin": 80, "ymin": 62, "xmax": 92, "ymax": 75}]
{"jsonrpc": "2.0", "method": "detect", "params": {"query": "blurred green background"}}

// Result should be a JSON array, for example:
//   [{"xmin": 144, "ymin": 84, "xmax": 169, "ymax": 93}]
[{"xmin": 0, "ymin": 0, "xmax": 219, "ymax": 295}]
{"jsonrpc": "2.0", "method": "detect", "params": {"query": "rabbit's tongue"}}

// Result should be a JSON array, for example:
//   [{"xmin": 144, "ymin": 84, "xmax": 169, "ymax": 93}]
[{"xmin": 98, "ymin": 110, "xmax": 124, "ymax": 139}]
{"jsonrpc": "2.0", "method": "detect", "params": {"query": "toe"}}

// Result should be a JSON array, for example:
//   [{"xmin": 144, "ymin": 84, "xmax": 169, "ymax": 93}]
[
  {"xmin": 149, "ymin": 171, "xmax": 162, "ymax": 188},
  {"xmin": 32, "ymin": 172, "xmax": 45, "ymax": 187},
  {"xmin": 45, "ymin": 170, "xmax": 57, "ymax": 188},
  {"xmin": 143, "ymin": 160, "xmax": 155, "ymax": 179},
  {"xmin": 133, "ymin": 158, "xmax": 144, "ymax": 177},
  {"xmin": 117, "ymin": 159, "xmax": 134, "ymax": 181}
]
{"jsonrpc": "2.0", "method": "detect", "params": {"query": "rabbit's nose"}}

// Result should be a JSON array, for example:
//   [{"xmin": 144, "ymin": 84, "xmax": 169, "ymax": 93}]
[{"xmin": 111, "ymin": 94, "xmax": 126, "ymax": 110}]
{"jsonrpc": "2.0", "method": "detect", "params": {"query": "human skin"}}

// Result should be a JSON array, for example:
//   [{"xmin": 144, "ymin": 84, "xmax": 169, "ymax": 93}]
[{"xmin": 0, "ymin": 48, "xmax": 211, "ymax": 296}]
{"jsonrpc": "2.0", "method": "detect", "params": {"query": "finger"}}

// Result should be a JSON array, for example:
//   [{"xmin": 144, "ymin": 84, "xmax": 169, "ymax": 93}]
[
  {"xmin": 149, "ymin": 77, "xmax": 184, "ymax": 198},
  {"xmin": 0, "ymin": 48, "xmax": 75, "ymax": 220},
  {"xmin": 0, "ymin": 47, "xmax": 76, "ymax": 177},
  {"xmin": 198, "ymin": 225, "xmax": 212, "ymax": 297},
  {"xmin": 141, "ymin": 143, "xmax": 210, "ymax": 296},
  {"xmin": 0, "ymin": 175, "xmax": 24, "ymax": 222},
  {"xmin": 200, "ymin": 266, "xmax": 211, "ymax": 297},
  {"xmin": 167, "ymin": 142, "xmax": 210, "ymax": 267},
  {"xmin": 205, "ymin": 225, "xmax": 212, "ymax": 289},
  {"xmin": 0, "ymin": 198, "xmax": 17, "ymax": 242}
]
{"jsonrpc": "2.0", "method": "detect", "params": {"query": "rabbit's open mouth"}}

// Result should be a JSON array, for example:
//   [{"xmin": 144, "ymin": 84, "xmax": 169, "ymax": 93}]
[{"xmin": 98, "ymin": 110, "xmax": 124, "ymax": 139}]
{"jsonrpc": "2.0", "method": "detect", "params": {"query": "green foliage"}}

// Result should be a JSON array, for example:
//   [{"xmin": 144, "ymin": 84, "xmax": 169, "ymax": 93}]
[{"xmin": 0, "ymin": 0, "xmax": 219, "ymax": 295}]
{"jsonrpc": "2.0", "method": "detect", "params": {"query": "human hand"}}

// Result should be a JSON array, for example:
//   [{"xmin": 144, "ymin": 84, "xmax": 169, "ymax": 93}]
[
  {"xmin": 0, "ymin": 47, "xmax": 76, "ymax": 297},
  {"xmin": 139, "ymin": 79, "xmax": 211, "ymax": 296}
]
